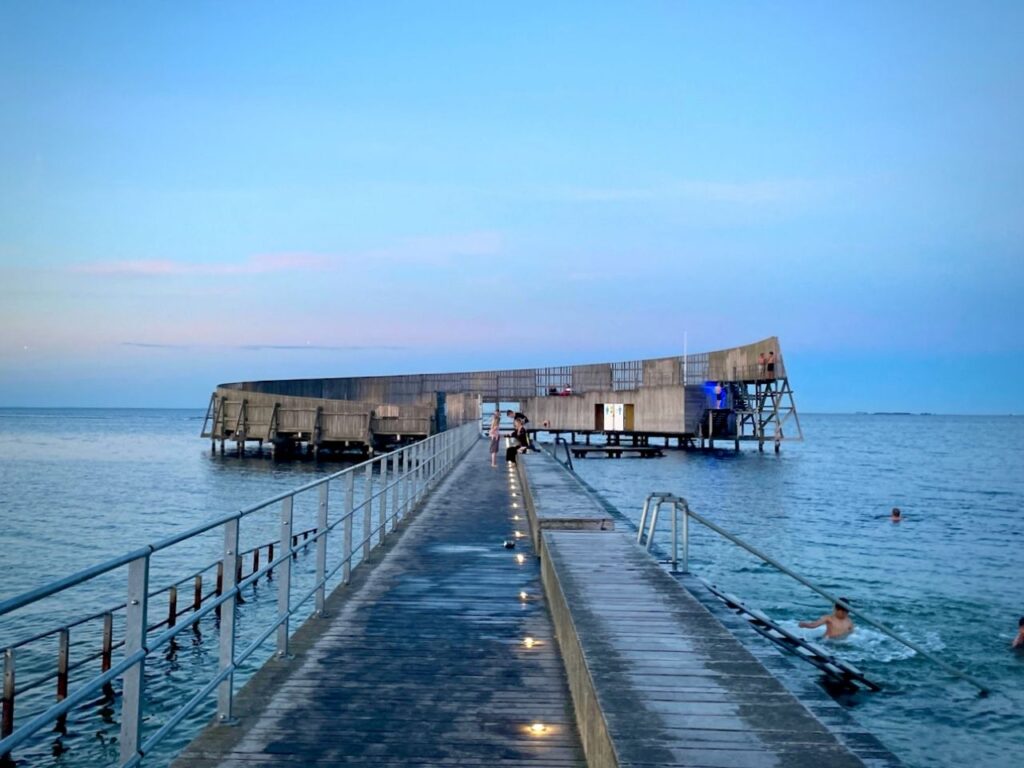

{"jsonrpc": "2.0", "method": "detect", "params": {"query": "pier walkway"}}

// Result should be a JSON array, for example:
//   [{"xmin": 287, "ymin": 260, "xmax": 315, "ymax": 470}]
[
  {"xmin": 177, "ymin": 441, "xmax": 896, "ymax": 768},
  {"xmin": 176, "ymin": 441, "xmax": 585, "ymax": 768}
]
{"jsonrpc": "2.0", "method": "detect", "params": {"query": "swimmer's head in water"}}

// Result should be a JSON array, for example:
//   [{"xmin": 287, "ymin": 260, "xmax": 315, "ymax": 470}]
[
  {"xmin": 835, "ymin": 599, "xmax": 851, "ymax": 616},
  {"xmin": 1019, "ymin": 616, "xmax": 1024, "ymax": 628},
  {"xmin": 891, "ymin": 507, "xmax": 901, "ymax": 517}
]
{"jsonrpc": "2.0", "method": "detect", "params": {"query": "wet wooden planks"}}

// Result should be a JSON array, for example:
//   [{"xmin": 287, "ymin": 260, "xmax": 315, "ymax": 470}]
[{"xmin": 176, "ymin": 441, "xmax": 585, "ymax": 768}]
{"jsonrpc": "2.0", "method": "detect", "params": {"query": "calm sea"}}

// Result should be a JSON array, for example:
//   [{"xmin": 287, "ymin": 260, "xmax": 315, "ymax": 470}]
[{"xmin": 1, "ymin": 409, "xmax": 1022, "ymax": 767}]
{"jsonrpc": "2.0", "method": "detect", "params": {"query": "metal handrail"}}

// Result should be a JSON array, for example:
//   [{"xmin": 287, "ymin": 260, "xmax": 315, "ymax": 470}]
[
  {"xmin": 637, "ymin": 492, "xmax": 990, "ymax": 696},
  {"xmin": 0, "ymin": 422, "xmax": 479, "ymax": 765},
  {"xmin": 552, "ymin": 437, "xmax": 574, "ymax": 471}
]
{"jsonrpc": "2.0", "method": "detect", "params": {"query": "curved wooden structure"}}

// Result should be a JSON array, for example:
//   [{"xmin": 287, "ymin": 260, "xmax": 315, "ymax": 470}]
[{"xmin": 202, "ymin": 336, "xmax": 802, "ymax": 454}]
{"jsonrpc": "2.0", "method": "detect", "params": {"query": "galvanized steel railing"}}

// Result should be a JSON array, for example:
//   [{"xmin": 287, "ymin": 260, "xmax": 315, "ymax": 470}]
[
  {"xmin": 637, "ymin": 492, "xmax": 990, "ymax": 696},
  {"xmin": 0, "ymin": 422, "xmax": 479, "ymax": 766}
]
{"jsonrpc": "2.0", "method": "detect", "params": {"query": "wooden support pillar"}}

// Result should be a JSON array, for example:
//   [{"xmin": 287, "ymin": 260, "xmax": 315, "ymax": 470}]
[
  {"xmin": 101, "ymin": 612, "xmax": 114, "ymax": 698},
  {"xmin": 3, "ymin": 648, "xmax": 14, "ymax": 745},
  {"xmin": 193, "ymin": 575, "xmax": 203, "ymax": 612},
  {"xmin": 168, "ymin": 586, "xmax": 178, "ymax": 628}
]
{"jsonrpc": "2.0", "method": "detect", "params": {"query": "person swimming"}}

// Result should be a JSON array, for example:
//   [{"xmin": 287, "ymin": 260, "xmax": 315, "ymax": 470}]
[
  {"xmin": 800, "ymin": 599, "xmax": 855, "ymax": 639},
  {"xmin": 891, "ymin": 507, "xmax": 902, "ymax": 522},
  {"xmin": 1013, "ymin": 617, "xmax": 1024, "ymax": 649}
]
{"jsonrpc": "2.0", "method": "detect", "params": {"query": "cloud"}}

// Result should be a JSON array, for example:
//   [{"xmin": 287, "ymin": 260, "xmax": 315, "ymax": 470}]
[
  {"xmin": 71, "ymin": 232, "xmax": 502, "ymax": 278},
  {"xmin": 555, "ymin": 179, "xmax": 818, "ymax": 205},
  {"xmin": 74, "ymin": 252, "xmax": 330, "ymax": 277},
  {"xmin": 121, "ymin": 341, "xmax": 407, "ymax": 352},
  {"xmin": 236, "ymin": 344, "xmax": 407, "ymax": 352},
  {"xmin": 121, "ymin": 341, "xmax": 191, "ymax": 349}
]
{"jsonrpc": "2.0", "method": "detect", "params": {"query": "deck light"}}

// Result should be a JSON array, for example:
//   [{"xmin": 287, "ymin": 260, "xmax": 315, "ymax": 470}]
[
  {"xmin": 519, "ymin": 591, "xmax": 528, "ymax": 600},
  {"xmin": 516, "ymin": 554, "xmax": 525, "ymax": 564},
  {"xmin": 513, "ymin": 514, "xmax": 520, "ymax": 521},
  {"xmin": 523, "ymin": 637, "xmax": 536, "ymax": 648},
  {"xmin": 514, "ymin": 531, "xmax": 524, "ymax": 538},
  {"xmin": 529, "ymin": 722, "xmax": 546, "ymax": 735},
  {"xmin": 512, "ymin": 502, "xmax": 518, "ymax": 508}
]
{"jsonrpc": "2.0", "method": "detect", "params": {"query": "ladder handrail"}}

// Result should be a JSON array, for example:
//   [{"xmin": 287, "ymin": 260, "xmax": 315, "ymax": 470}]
[
  {"xmin": 639, "ymin": 492, "xmax": 990, "ymax": 696},
  {"xmin": 553, "ymin": 437, "xmax": 574, "ymax": 471}
]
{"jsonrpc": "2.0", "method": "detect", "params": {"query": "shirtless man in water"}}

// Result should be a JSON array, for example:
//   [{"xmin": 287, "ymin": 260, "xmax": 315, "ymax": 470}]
[
  {"xmin": 800, "ymin": 601, "xmax": 855, "ymax": 639},
  {"xmin": 1013, "ymin": 617, "xmax": 1024, "ymax": 649}
]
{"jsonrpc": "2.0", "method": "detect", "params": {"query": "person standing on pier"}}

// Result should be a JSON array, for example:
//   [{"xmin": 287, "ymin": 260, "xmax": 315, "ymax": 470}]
[
  {"xmin": 766, "ymin": 350, "xmax": 776, "ymax": 378},
  {"xmin": 488, "ymin": 412, "xmax": 501, "ymax": 467},
  {"xmin": 758, "ymin": 352, "xmax": 767, "ymax": 379}
]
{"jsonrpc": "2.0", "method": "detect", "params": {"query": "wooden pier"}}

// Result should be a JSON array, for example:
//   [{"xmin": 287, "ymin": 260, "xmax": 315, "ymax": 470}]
[
  {"xmin": 568, "ymin": 445, "xmax": 664, "ymax": 459},
  {"xmin": 176, "ymin": 443, "xmax": 897, "ymax": 768}
]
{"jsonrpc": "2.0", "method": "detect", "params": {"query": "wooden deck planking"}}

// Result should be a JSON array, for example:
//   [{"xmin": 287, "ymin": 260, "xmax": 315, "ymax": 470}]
[
  {"xmin": 175, "ymin": 441, "xmax": 585, "ymax": 768},
  {"xmin": 521, "ymin": 450, "xmax": 899, "ymax": 767}
]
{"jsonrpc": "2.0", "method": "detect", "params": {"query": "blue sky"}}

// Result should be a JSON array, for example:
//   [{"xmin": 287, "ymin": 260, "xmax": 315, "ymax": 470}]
[{"xmin": 1, "ymin": 2, "xmax": 1022, "ymax": 412}]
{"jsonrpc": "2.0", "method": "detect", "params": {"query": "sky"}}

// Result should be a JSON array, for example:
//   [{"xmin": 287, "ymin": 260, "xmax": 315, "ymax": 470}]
[{"xmin": 1, "ymin": 2, "xmax": 1022, "ymax": 413}]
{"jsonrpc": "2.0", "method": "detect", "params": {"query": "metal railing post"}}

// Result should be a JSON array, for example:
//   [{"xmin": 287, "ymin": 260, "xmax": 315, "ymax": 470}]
[
  {"xmin": 343, "ymin": 471, "xmax": 354, "ymax": 584},
  {"xmin": 390, "ymin": 454, "xmax": 399, "ymax": 528},
  {"xmin": 638, "ymin": 496, "xmax": 652, "ymax": 544},
  {"xmin": 119, "ymin": 552, "xmax": 150, "ymax": 765},
  {"xmin": 362, "ymin": 464, "xmax": 373, "ymax": 561},
  {"xmin": 398, "ymin": 446, "xmax": 408, "ymax": 521},
  {"xmin": 378, "ymin": 457, "xmax": 387, "ymax": 545},
  {"xmin": 218, "ymin": 517, "xmax": 239, "ymax": 721},
  {"xmin": 315, "ymin": 483, "xmax": 329, "ymax": 616},
  {"xmin": 671, "ymin": 503, "xmax": 678, "ymax": 572},
  {"xmin": 680, "ymin": 500, "xmax": 690, "ymax": 574},
  {"xmin": 276, "ymin": 497, "xmax": 293, "ymax": 658}
]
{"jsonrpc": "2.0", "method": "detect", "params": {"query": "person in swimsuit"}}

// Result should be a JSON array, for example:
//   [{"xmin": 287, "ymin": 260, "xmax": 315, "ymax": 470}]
[
  {"xmin": 891, "ymin": 507, "xmax": 902, "ymax": 522},
  {"xmin": 800, "ymin": 600, "xmax": 854, "ymax": 639},
  {"xmin": 1013, "ymin": 617, "xmax": 1024, "ymax": 649},
  {"xmin": 766, "ymin": 350, "xmax": 776, "ymax": 377}
]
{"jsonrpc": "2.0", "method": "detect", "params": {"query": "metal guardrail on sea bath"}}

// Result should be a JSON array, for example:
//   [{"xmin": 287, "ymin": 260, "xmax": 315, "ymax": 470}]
[{"xmin": 637, "ymin": 492, "xmax": 990, "ymax": 696}]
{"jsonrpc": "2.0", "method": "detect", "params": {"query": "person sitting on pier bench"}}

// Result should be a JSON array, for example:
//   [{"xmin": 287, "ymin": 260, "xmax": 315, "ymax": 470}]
[
  {"xmin": 506, "ymin": 418, "xmax": 529, "ymax": 464},
  {"xmin": 800, "ymin": 600, "xmax": 854, "ymax": 639},
  {"xmin": 1013, "ymin": 617, "xmax": 1024, "ymax": 649}
]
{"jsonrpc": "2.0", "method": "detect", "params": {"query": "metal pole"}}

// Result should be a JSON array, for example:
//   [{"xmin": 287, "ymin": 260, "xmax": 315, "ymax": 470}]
[
  {"xmin": 343, "ymin": 471, "xmax": 354, "ymax": 584},
  {"xmin": 315, "ymin": 482, "xmax": 329, "ymax": 616},
  {"xmin": 218, "ymin": 517, "xmax": 239, "ymax": 721},
  {"xmin": 378, "ymin": 457, "xmax": 387, "ymax": 545},
  {"xmin": 638, "ymin": 497, "xmax": 652, "ymax": 544},
  {"xmin": 390, "ymin": 453, "xmax": 399, "ymax": 529},
  {"xmin": 680, "ymin": 500, "xmax": 689, "ymax": 574},
  {"xmin": 362, "ymin": 464, "xmax": 373, "ymax": 561},
  {"xmin": 671, "ymin": 504, "xmax": 678, "ymax": 572},
  {"xmin": 119, "ymin": 553, "xmax": 150, "ymax": 765},
  {"xmin": 276, "ymin": 497, "xmax": 293, "ymax": 658}
]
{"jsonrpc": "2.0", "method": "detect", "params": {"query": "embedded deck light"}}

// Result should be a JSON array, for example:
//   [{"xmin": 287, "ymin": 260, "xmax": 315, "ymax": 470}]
[
  {"xmin": 529, "ymin": 722, "xmax": 547, "ymax": 735},
  {"xmin": 519, "ymin": 591, "xmax": 528, "ymax": 600},
  {"xmin": 515, "ymin": 553, "xmax": 525, "ymax": 564},
  {"xmin": 523, "ymin": 637, "xmax": 536, "ymax": 648}
]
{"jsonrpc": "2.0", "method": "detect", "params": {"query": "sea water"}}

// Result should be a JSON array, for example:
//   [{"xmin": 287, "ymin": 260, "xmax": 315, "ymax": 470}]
[
  {"xmin": 569, "ymin": 413, "xmax": 1024, "ymax": 768},
  {"xmin": 1, "ymin": 409, "xmax": 1022, "ymax": 767}
]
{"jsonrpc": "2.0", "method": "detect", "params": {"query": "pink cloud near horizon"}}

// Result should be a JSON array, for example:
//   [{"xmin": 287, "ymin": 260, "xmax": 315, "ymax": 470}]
[{"xmin": 72, "ymin": 252, "xmax": 331, "ymax": 277}]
